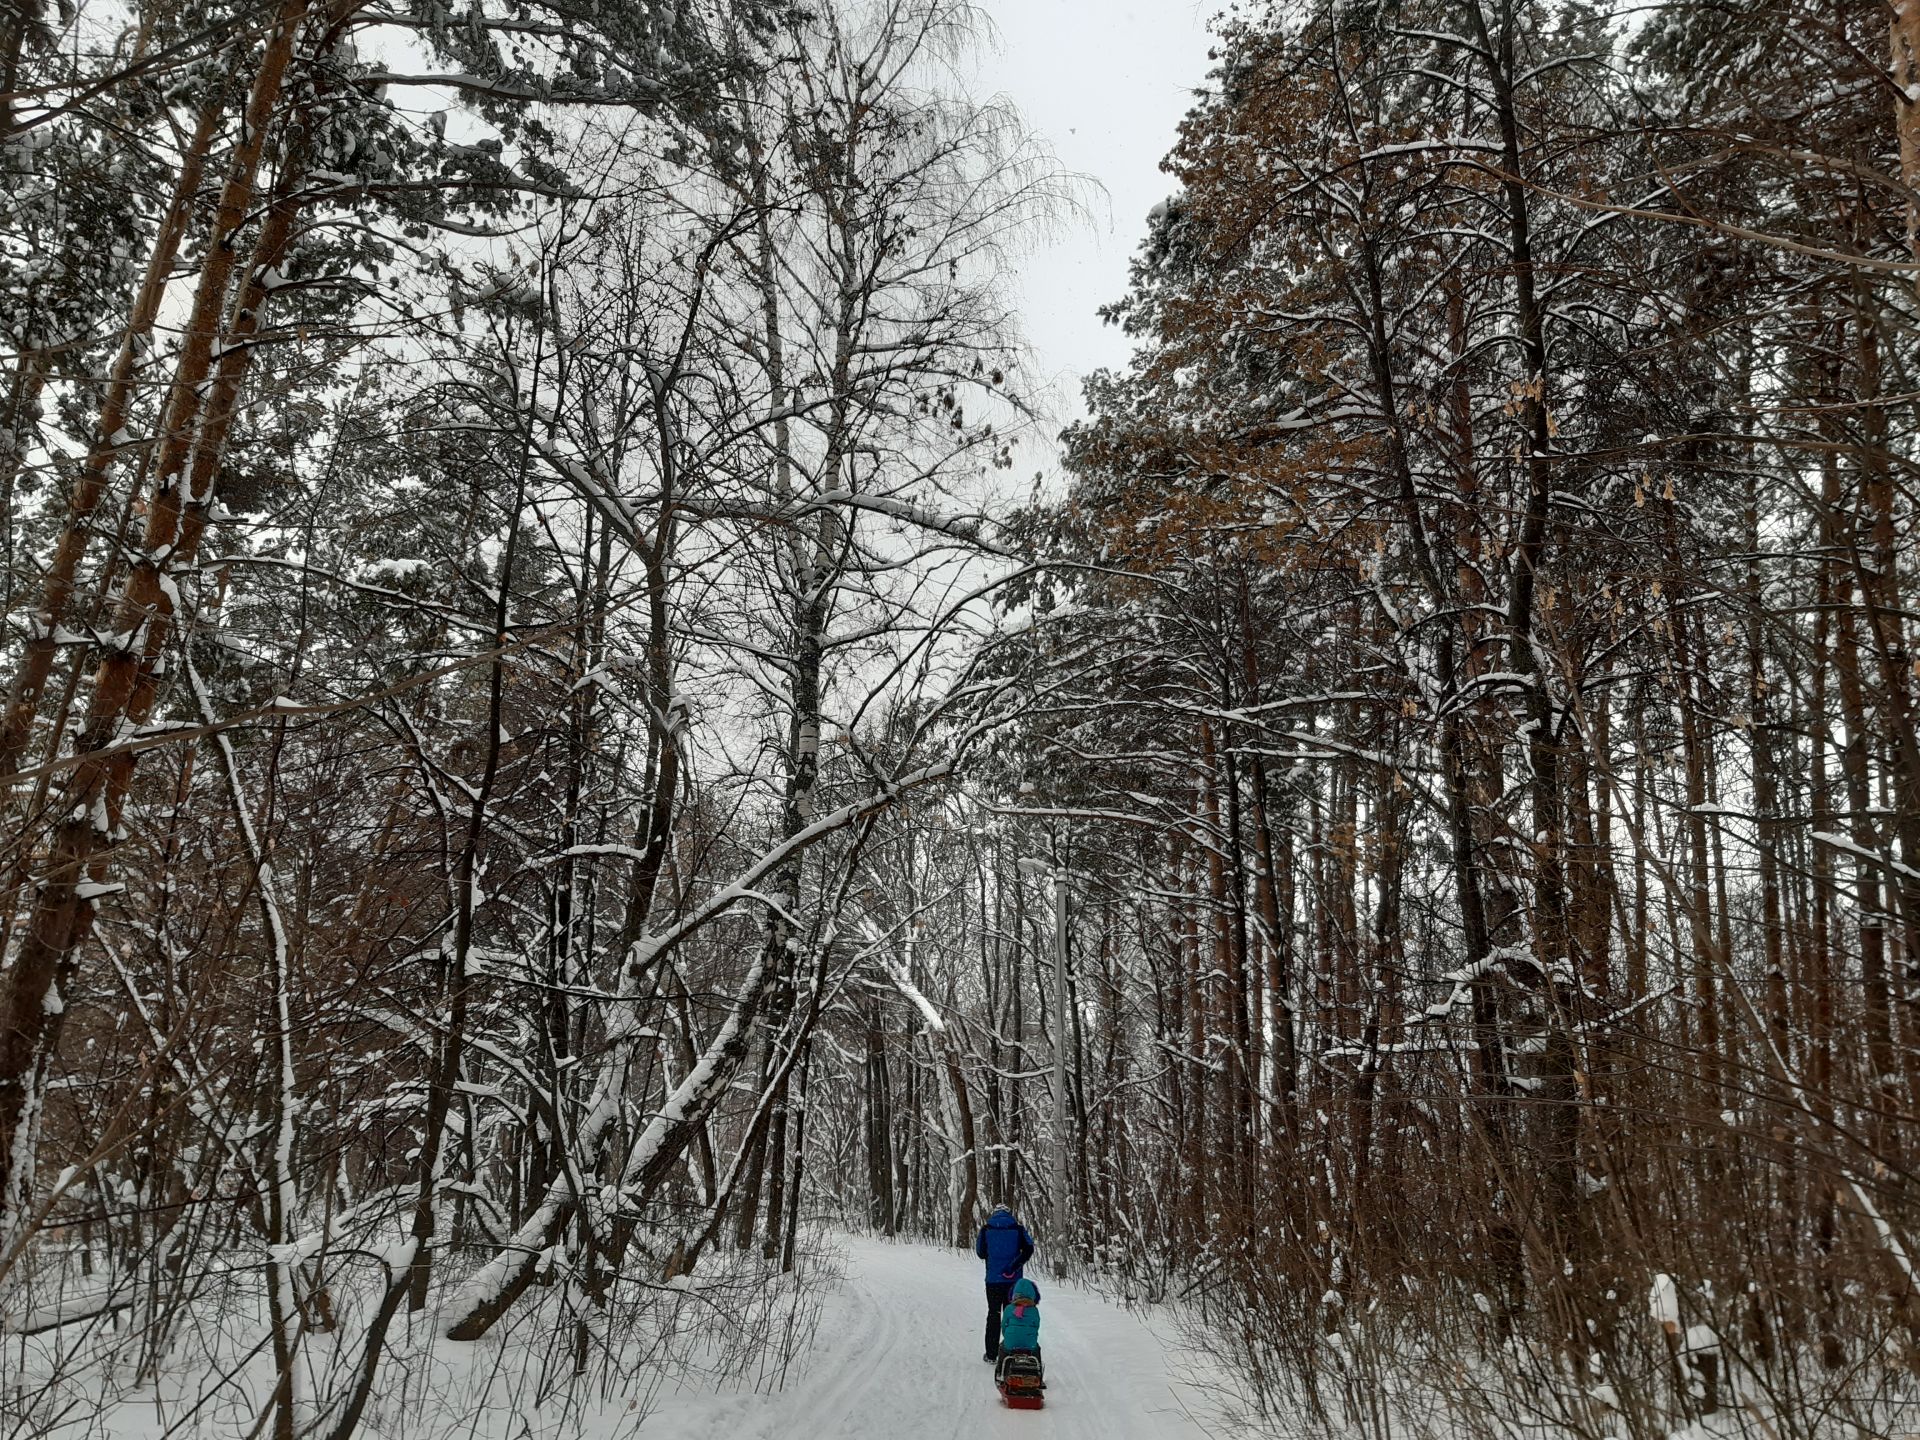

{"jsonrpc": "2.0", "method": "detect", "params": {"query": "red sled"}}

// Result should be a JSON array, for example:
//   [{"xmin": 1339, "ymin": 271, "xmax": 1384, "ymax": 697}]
[{"xmin": 997, "ymin": 1353, "xmax": 1045, "ymax": 1409}]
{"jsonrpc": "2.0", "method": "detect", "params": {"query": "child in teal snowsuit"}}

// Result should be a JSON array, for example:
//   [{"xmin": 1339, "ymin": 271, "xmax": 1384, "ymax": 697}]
[{"xmin": 994, "ymin": 1277, "xmax": 1043, "ymax": 1385}]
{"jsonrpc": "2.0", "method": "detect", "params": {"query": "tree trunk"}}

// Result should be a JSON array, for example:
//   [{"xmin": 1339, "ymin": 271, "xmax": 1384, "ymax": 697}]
[{"xmin": 0, "ymin": 5, "xmax": 314, "ymax": 1240}]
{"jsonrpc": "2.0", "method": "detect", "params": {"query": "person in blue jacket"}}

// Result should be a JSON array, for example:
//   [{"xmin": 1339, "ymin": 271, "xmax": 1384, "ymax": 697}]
[{"xmin": 974, "ymin": 1203, "xmax": 1036, "ymax": 1361}]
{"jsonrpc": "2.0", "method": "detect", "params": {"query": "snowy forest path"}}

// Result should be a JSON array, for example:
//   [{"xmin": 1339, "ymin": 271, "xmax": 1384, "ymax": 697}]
[{"xmin": 648, "ymin": 1233, "xmax": 1238, "ymax": 1439}]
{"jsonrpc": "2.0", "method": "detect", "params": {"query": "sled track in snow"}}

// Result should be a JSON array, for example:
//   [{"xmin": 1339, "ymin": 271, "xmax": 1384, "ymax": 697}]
[{"xmin": 648, "ymin": 1233, "xmax": 1238, "ymax": 1440}]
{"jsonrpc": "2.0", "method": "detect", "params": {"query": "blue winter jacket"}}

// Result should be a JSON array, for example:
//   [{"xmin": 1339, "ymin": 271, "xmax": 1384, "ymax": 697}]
[
  {"xmin": 999, "ymin": 1277, "xmax": 1042, "ymax": 1352},
  {"xmin": 976, "ymin": 1209, "xmax": 1035, "ymax": 1283}
]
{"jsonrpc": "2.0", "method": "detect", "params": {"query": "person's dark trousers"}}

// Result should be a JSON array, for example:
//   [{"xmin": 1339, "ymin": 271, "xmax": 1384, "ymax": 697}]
[{"xmin": 983, "ymin": 1281, "xmax": 1014, "ymax": 1358}]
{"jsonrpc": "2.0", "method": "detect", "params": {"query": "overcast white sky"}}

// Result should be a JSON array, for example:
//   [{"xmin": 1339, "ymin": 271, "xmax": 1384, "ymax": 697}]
[{"xmin": 969, "ymin": 1, "xmax": 1219, "ymax": 432}]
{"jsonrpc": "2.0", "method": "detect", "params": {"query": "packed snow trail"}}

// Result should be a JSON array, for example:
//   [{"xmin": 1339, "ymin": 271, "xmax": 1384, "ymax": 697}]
[{"xmin": 649, "ymin": 1233, "xmax": 1233, "ymax": 1439}]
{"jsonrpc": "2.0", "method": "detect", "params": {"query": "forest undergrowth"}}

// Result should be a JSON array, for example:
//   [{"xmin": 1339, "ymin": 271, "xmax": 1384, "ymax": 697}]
[{"xmin": 7, "ymin": 1229, "xmax": 834, "ymax": 1438}]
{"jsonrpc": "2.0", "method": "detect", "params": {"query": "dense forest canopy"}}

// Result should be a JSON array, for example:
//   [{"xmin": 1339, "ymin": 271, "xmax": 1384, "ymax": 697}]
[{"xmin": 4, "ymin": 1, "xmax": 1920, "ymax": 1437}]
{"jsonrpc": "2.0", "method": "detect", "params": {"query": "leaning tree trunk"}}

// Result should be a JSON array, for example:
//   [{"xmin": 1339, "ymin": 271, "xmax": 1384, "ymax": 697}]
[
  {"xmin": 0, "ymin": 1, "xmax": 313, "ymax": 1245},
  {"xmin": 0, "ymin": 93, "xmax": 226, "ymax": 784}
]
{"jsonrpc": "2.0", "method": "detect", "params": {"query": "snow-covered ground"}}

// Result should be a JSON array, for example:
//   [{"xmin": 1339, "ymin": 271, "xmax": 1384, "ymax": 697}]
[
  {"xmin": 649, "ymin": 1234, "xmax": 1238, "ymax": 1439},
  {"xmin": 9, "ymin": 1232, "xmax": 1247, "ymax": 1439}
]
